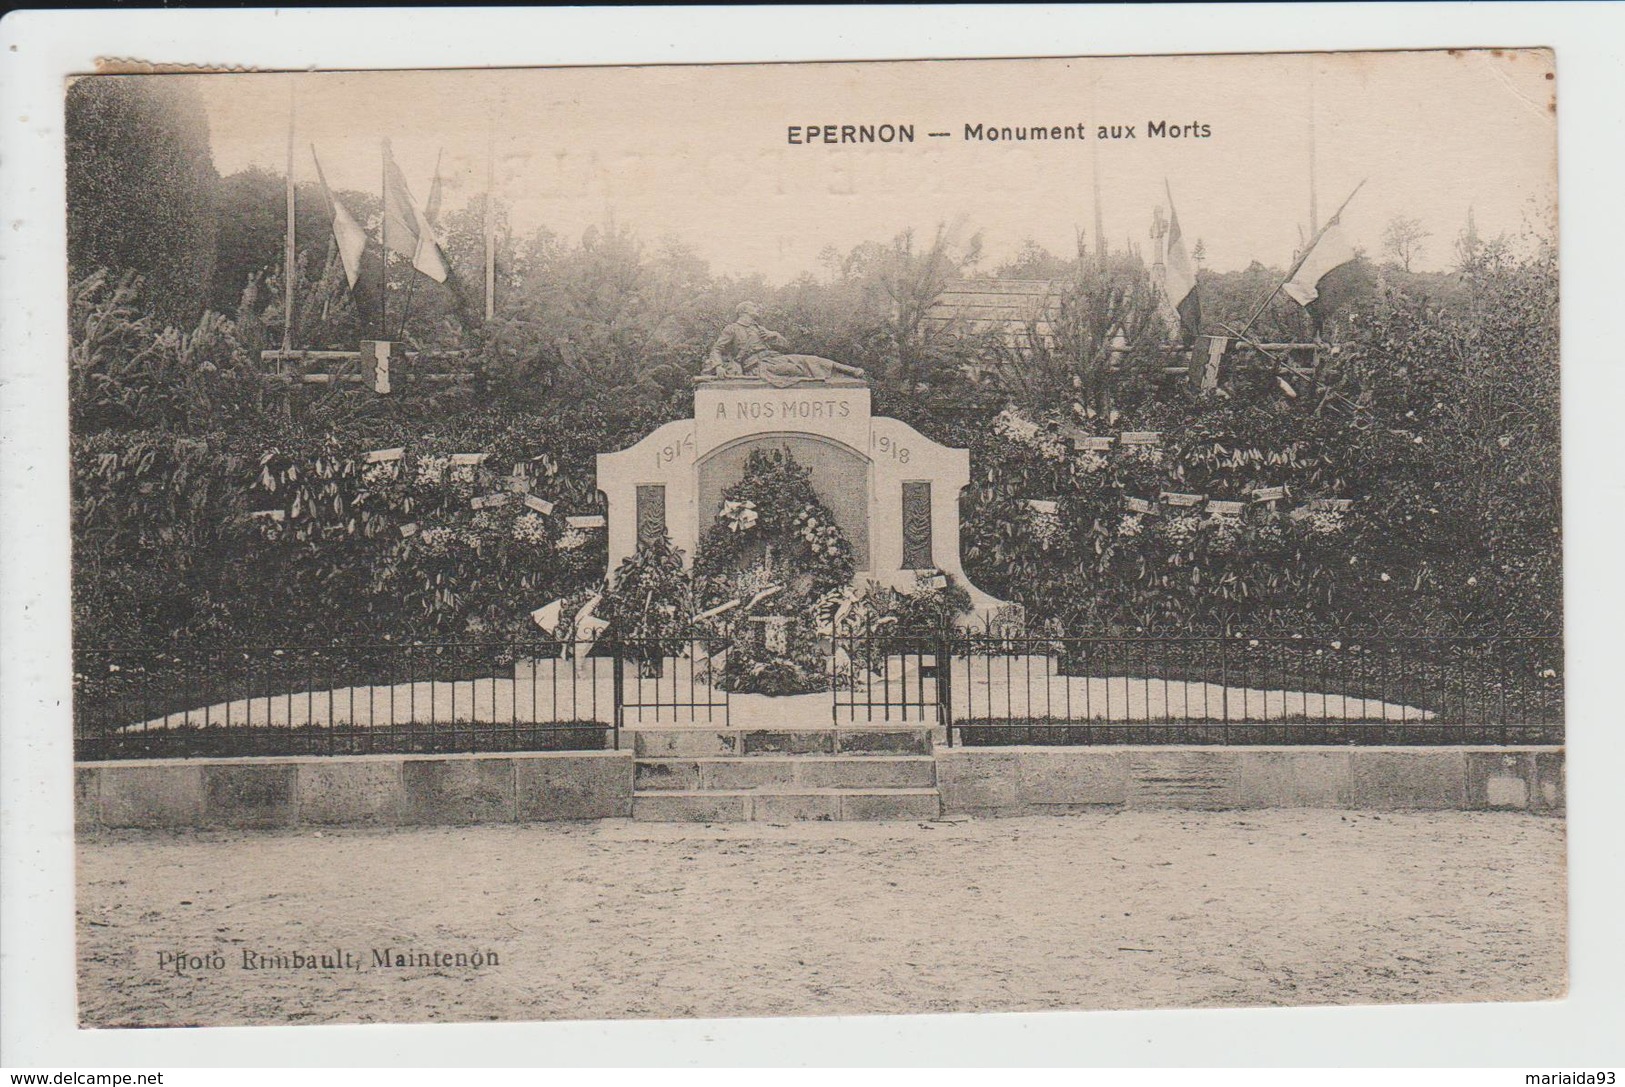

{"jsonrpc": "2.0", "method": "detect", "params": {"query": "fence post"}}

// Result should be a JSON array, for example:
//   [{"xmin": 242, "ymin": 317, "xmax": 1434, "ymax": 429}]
[
  {"xmin": 938, "ymin": 630, "xmax": 955, "ymax": 747},
  {"xmin": 829, "ymin": 633, "xmax": 839, "ymax": 726},
  {"xmin": 610, "ymin": 638, "xmax": 624, "ymax": 752},
  {"xmin": 1219, "ymin": 634, "xmax": 1230, "ymax": 744}
]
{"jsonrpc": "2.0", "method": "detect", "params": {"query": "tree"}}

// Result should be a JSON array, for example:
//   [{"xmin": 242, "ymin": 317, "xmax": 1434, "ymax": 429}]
[
  {"xmin": 985, "ymin": 248, "xmax": 1164, "ymax": 413},
  {"xmin": 1192, "ymin": 238, "xmax": 1207, "ymax": 268},
  {"xmin": 441, "ymin": 194, "xmax": 513, "ymax": 321},
  {"xmin": 1381, "ymin": 215, "xmax": 1432, "ymax": 272},
  {"xmin": 1454, "ymin": 207, "xmax": 1484, "ymax": 271},
  {"xmin": 66, "ymin": 76, "xmax": 221, "ymax": 326},
  {"xmin": 877, "ymin": 223, "xmax": 984, "ymax": 394},
  {"xmin": 211, "ymin": 167, "xmax": 333, "ymax": 316},
  {"xmin": 993, "ymin": 239, "xmax": 1074, "ymax": 281}
]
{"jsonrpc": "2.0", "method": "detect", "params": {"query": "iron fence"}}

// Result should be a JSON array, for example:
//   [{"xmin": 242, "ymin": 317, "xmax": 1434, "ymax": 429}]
[
  {"xmin": 613, "ymin": 634, "xmax": 731, "ymax": 727},
  {"xmin": 73, "ymin": 632, "xmax": 1563, "ymax": 759},
  {"xmin": 73, "ymin": 641, "xmax": 618, "ymax": 760},
  {"xmin": 830, "ymin": 634, "xmax": 948, "ymax": 726},
  {"xmin": 946, "ymin": 633, "xmax": 1563, "ymax": 746}
]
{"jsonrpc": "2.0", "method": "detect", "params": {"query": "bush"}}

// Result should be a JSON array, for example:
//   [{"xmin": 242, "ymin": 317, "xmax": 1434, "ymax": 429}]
[
  {"xmin": 600, "ymin": 536, "xmax": 693, "ymax": 666},
  {"xmin": 68, "ymin": 221, "xmax": 1561, "ymax": 660}
]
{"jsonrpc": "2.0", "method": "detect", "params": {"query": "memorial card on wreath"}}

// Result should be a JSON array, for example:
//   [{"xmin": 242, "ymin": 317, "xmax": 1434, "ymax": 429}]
[{"xmin": 60, "ymin": 47, "xmax": 1563, "ymax": 1030}]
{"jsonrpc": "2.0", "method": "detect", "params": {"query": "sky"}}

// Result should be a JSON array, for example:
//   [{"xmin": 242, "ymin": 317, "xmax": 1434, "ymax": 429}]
[{"xmin": 185, "ymin": 49, "xmax": 1556, "ymax": 281}]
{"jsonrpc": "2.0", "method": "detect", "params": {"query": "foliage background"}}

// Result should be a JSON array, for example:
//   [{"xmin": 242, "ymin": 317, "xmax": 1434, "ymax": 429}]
[{"xmin": 67, "ymin": 79, "xmax": 1562, "ymax": 653}]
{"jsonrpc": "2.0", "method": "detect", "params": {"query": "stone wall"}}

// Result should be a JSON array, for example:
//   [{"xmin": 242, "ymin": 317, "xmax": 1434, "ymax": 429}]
[
  {"xmin": 936, "ymin": 746, "xmax": 1565, "ymax": 817},
  {"xmin": 77, "ymin": 745, "xmax": 1563, "ymax": 829},
  {"xmin": 76, "ymin": 750, "xmax": 634, "ymax": 830}
]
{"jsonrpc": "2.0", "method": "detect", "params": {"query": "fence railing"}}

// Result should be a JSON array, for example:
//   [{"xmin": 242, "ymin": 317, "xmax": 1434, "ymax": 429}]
[
  {"xmin": 73, "ymin": 641, "xmax": 619, "ymax": 761},
  {"xmin": 831, "ymin": 634, "xmax": 950, "ymax": 726},
  {"xmin": 945, "ymin": 634, "xmax": 1563, "ymax": 746},
  {"xmin": 74, "ymin": 632, "xmax": 1563, "ymax": 759},
  {"xmin": 613, "ymin": 634, "xmax": 731, "ymax": 728}
]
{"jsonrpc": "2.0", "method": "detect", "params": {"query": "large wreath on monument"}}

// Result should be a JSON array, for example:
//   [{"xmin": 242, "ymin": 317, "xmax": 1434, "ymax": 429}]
[{"xmin": 693, "ymin": 446, "xmax": 856, "ymax": 694}]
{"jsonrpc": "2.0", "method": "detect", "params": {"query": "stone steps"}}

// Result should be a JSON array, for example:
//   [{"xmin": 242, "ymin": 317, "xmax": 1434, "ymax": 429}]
[
  {"xmin": 635, "ymin": 754, "xmax": 937, "ymax": 792},
  {"xmin": 629, "ymin": 724, "xmax": 941, "ymax": 821},
  {"xmin": 631, "ymin": 787, "xmax": 941, "ymax": 823},
  {"xmin": 631, "ymin": 726, "xmax": 934, "ymax": 759}
]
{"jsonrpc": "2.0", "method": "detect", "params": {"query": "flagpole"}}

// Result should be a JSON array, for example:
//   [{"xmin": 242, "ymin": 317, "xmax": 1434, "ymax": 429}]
[
  {"xmin": 396, "ymin": 275, "xmax": 417, "ymax": 342},
  {"xmin": 283, "ymin": 79, "xmax": 296, "ymax": 354},
  {"xmin": 485, "ymin": 126, "xmax": 496, "ymax": 322},
  {"xmin": 1089, "ymin": 74, "xmax": 1105, "ymax": 264},
  {"xmin": 1233, "ymin": 178, "xmax": 1366, "ymax": 343},
  {"xmin": 1308, "ymin": 59, "xmax": 1318, "ymax": 238},
  {"xmin": 380, "ymin": 141, "xmax": 388, "ymax": 342},
  {"xmin": 394, "ymin": 149, "xmax": 443, "ymax": 343}
]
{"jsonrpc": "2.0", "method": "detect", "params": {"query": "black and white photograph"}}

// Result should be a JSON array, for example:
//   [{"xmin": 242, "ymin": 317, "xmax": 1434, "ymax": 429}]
[{"xmin": 11, "ymin": 9, "xmax": 1623, "ymax": 1067}]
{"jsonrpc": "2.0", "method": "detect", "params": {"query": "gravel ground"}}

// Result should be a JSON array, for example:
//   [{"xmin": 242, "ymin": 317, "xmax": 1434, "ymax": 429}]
[{"xmin": 76, "ymin": 810, "xmax": 1566, "ymax": 1027}]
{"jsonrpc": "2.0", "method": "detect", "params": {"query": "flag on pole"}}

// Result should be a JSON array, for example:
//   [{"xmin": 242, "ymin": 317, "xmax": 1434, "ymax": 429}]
[
  {"xmin": 1282, "ymin": 217, "xmax": 1357, "ymax": 306},
  {"xmin": 1162, "ymin": 182, "xmax": 1200, "ymax": 342},
  {"xmin": 424, "ymin": 150, "xmax": 444, "ymax": 226},
  {"xmin": 311, "ymin": 148, "xmax": 368, "ymax": 289},
  {"xmin": 381, "ymin": 140, "xmax": 449, "ymax": 283}
]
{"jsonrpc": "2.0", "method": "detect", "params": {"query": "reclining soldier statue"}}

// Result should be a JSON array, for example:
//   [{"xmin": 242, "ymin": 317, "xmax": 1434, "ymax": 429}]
[{"xmin": 699, "ymin": 302, "xmax": 867, "ymax": 387}]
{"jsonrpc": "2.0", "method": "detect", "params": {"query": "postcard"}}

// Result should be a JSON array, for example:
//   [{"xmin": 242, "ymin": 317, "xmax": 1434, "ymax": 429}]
[{"xmin": 60, "ymin": 48, "xmax": 1563, "ymax": 1030}]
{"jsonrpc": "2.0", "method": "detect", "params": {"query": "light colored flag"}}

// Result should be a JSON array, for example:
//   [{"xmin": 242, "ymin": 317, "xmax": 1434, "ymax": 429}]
[
  {"xmin": 531, "ymin": 599, "xmax": 564, "ymax": 634},
  {"xmin": 1283, "ymin": 219, "xmax": 1357, "ymax": 306},
  {"xmin": 424, "ymin": 150, "xmax": 444, "ymax": 225},
  {"xmin": 1162, "ymin": 182, "xmax": 1200, "ymax": 340},
  {"xmin": 311, "ymin": 148, "xmax": 367, "ymax": 289},
  {"xmin": 382, "ymin": 140, "xmax": 450, "ymax": 283}
]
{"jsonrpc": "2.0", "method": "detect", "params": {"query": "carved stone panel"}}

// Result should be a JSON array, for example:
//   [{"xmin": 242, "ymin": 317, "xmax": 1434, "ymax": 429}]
[
  {"xmin": 901, "ymin": 480, "xmax": 934, "ymax": 569},
  {"xmin": 635, "ymin": 484, "xmax": 667, "ymax": 548}
]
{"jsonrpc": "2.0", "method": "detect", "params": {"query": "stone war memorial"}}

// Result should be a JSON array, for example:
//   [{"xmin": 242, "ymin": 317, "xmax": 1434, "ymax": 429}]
[{"xmin": 596, "ymin": 304, "xmax": 1013, "ymax": 626}]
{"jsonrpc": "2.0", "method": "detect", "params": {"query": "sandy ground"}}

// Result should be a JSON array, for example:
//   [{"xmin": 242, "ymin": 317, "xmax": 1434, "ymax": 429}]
[
  {"xmin": 130, "ymin": 655, "xmax": 1427, "ymax": 731},
  {"xmin": 77, "ymin": 810, "xmax": 1564, "ymax": 1027}
]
